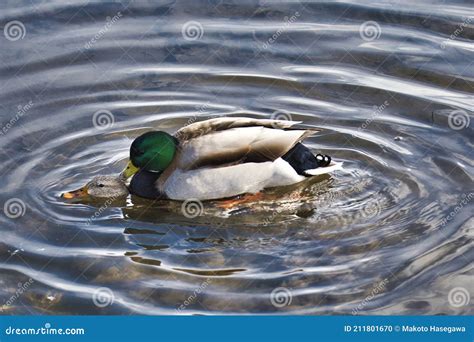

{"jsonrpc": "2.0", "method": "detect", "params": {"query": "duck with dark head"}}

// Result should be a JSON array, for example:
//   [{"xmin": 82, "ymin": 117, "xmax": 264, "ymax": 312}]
[{"xmin": 63, "ymin": 117, "xmax": 341, "ymax": 205}]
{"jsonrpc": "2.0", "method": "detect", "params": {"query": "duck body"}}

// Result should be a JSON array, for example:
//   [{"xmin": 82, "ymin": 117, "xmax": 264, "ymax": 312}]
[{"xmin": 127, "ymin": 117, "xmax": 342, "ymax": 201}]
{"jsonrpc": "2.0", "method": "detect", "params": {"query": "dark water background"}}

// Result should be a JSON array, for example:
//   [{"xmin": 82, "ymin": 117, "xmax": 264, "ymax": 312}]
[{"xmin": 0, "ymin": 0, "xmax": 472, "ymax": 315}]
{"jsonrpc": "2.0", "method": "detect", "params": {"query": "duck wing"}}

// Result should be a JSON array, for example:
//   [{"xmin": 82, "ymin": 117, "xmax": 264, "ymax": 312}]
[
  {"xmin": 172, "ymin": 117, "xmax": 320, "ymax": 170},
  {"xmin": 174, "ymin": 117, "xmax": 308, "ymax": 141}
]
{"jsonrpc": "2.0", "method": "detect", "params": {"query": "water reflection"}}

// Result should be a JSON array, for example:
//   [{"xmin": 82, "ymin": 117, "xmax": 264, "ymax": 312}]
[{"xmin": 0, "ymin": 0, "xmax": 472, "ymax": 315}]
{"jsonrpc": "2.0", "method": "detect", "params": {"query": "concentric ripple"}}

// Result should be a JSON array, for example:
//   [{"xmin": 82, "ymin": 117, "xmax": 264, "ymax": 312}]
[{"xmin": 0, "ymin": 0, "xmax": 472, "ymax": 315}]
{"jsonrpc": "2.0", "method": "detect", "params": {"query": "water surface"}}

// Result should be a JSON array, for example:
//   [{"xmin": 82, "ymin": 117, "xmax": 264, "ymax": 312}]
[{"xmin": 0, "ymin": 0, "xmax": 472, "ymax": 315}]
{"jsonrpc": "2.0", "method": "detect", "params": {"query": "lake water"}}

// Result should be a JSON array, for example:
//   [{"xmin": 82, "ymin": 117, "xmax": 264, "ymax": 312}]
[{"xmin": 0, "ymin": 0, "xmax": 472, "ymax": 315}]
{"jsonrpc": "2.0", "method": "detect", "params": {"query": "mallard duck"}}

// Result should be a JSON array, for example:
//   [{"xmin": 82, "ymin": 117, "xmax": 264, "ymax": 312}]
[
  {"xmin": 61, "ymin": 175, "xmax": 129, "ymax": 199},
  {"xmin": 117, "ymin": 117, "xmax": 342, "ymax": 201},
  {"xmin": 62, "ymin": 117, "xmax": 342, "ymax": 201}
]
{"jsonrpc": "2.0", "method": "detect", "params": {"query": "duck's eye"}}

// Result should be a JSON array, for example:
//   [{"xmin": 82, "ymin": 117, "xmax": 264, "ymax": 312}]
[{"xmin": 98, "ymin": 184, "xmax": 105, "ymax": 188}]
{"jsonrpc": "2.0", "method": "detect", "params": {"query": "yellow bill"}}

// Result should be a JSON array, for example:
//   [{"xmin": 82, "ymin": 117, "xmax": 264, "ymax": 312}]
[{"xmin": 121, "ymin": 160, "xmax": 140, "ymax": 179}]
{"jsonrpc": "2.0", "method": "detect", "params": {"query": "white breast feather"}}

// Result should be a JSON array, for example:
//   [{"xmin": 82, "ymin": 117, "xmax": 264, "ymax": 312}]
[{"xmin": 162, "ymin": 158, "xmax": 305, "ymax": 200}]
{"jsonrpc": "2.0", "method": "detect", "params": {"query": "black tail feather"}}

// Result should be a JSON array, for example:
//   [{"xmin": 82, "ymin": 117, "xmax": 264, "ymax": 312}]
[{"xmin": 282, "ymin": 143, "xmax": 331, "ymax": 175}]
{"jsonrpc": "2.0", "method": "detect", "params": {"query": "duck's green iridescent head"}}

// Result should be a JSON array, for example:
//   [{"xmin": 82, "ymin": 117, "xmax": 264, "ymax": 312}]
[{"xmin": 121, "ymin": 131, "xmax": 177, "ymax": 178}]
